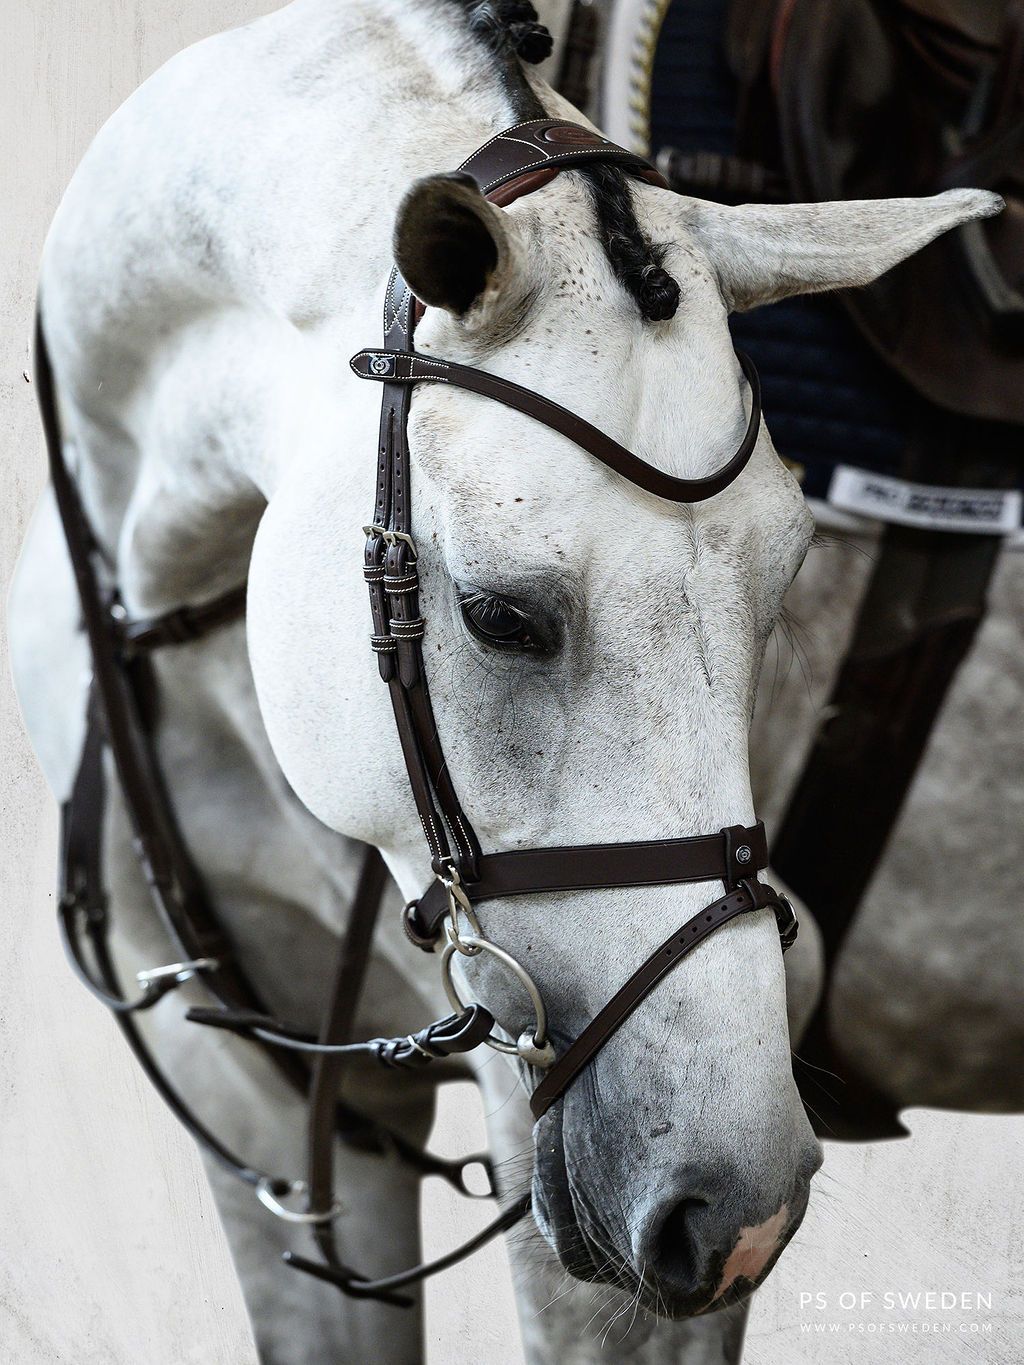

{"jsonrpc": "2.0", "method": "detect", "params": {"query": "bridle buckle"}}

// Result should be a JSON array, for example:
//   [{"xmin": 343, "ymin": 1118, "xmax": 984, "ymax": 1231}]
[
  {"xmin": 774, "ymin": 893, "xmax": 800, "ymax": 952},
  {"xmin": 362, "ymin": 525, "xmax": 418, "ymax": 559},
  {"xmin": 135, "ymin": 957, "xmax": 220, "ymax": 990},
  {"xmin": 255, "ymin": 1176, "xmax": 342, "ymax": 1226}
]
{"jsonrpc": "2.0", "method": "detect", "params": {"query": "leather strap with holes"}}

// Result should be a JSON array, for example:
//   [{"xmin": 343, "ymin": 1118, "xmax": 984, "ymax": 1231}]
[{"xmin": 530, "ymin": 877, "xmax": 787, "ymax": 1118}]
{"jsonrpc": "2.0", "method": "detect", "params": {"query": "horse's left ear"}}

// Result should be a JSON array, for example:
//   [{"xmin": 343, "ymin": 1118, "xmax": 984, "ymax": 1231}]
[
  {"xmin": 393, "ymin": 172, "xmax": 527, "ymax": 326},
  {"xmin": 689, "ymin": 189, "xmax": 1003, "ymax": 312}
]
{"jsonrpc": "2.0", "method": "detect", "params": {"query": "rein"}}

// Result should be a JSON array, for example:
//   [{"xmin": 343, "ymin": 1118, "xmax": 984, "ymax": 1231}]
[{"xmin": 39, "ymin": 118, "xmax": 796, "ymax": 1308}]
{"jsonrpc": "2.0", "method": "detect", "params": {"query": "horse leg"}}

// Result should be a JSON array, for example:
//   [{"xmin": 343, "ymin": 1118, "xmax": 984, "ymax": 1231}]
[
  {"xmin": 199, "ymin": 1119, "xmax": 428, "ymax": 1365},
  {"xmin": 100, "ymin": 807, "xmax": 436, "ymax": 1365},
  {"xmin": 477, "ymin": 1066, "xmax": 753, "ymax": 1364}
]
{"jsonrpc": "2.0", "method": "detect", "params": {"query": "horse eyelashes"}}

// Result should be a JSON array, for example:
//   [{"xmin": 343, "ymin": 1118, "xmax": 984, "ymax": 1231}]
[{"xmin": 459, "ymin": 591, "xmax": 543, "ymax": 651}]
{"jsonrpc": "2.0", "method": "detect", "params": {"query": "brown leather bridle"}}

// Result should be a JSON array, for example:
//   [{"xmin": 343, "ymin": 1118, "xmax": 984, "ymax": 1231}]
[
  {"xmin": 350, "ymin": 119, "xmax": 796, "ymax": 1125},
  {"xmin": 38, "ymin": 118, "xmax": 795, "ymax": 1308}
]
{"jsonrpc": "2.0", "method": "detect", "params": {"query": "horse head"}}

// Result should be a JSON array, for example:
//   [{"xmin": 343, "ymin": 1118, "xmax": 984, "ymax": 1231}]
[{"xmin": 247, "ymin": 150, "xmax": 998, "ymax": 1314}]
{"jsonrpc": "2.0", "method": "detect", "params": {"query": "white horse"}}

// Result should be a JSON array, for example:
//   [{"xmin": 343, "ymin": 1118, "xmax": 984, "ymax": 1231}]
[{"xmin": 9, "ymin": 2, "xmax": 998, "ymax": 1360}]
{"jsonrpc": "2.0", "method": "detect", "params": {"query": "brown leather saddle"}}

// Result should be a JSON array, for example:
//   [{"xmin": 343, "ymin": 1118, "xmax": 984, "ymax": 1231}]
[{"xmin": 725, "ymin": 0, "xmax": 1024, "ymax": 423}]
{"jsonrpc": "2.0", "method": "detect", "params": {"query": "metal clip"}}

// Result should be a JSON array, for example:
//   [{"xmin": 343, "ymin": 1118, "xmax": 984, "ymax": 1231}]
[
  {"xmin": 135, "ymin": 957, "xmax": 219, "ymax": 990},
  {"xmin": 255, "ymin": 1177, "xmax": 342, "ymax": 1225},
  {"xmin": 437, "ymin": 864, "xmax": 482, "ymax": 953}
]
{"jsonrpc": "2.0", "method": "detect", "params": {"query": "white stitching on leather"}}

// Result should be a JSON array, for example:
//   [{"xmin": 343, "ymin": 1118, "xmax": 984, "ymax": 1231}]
[
  {"xmin": 480, "ymin": 145, "xmax": 630, "ymax": 193},
  {"xmin": 455, "ymin": 120, "xmax": 542, "ymax": 169}
]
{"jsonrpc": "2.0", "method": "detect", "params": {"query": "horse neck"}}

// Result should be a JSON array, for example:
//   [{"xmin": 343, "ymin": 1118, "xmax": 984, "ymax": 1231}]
[{"xmin": 73, "ymin": 3, "xmax": 559, "ymax": 610}]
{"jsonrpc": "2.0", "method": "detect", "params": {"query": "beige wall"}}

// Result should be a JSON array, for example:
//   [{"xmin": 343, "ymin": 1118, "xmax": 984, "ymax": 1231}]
[{"xmin": 1, "ymin": 4, "xmax": 1020, "ymax": 1362}]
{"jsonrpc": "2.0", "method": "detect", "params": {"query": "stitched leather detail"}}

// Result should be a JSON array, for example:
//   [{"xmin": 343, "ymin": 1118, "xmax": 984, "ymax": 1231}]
[{"xmin": 414, "ymin": 821, "xmax": 769, "ymax": 936}]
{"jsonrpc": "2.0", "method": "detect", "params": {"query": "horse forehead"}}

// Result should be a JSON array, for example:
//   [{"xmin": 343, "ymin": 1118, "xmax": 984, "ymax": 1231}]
[
  {"xmin": 434, "ymin": 491, "xmax": 756, "ymax": 616},
  {"xmin": 409, "ymin": 331, "xmax": 739, "ymax": 523}
]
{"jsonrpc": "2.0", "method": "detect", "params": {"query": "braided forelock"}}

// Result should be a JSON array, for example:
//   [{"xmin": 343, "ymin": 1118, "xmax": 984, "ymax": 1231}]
[
  {"xmin": 578, "ymin": 163, "xmax": 681, "ymax": 322},
  {"xmin": 455, "ymin": 1, "xmax": 681, "ymax": 322}
]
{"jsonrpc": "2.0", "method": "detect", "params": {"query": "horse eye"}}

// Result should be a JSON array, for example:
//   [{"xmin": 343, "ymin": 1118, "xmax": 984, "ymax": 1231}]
[{"xmin": 459, "ymin": 591, "xmax": 544, "ymax": 652}]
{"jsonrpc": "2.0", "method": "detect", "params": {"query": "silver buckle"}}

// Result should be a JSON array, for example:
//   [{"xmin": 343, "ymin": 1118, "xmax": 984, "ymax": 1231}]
[
  {"xmin": 436, "ymin": 864, "xmax": 482, "ymax": 952},
  {"xmin": 361, "ymin": 525, "xmax": 417, "ymax": 559},
  {"xmin": 775, "ymin": 894, "xmax": 799, "ymax": 951}
]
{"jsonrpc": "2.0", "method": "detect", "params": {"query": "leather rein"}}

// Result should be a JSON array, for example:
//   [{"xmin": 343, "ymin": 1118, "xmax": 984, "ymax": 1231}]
[{"xmin": 39, "ymin": 118, "xmax": 795, "ymax": 1307}]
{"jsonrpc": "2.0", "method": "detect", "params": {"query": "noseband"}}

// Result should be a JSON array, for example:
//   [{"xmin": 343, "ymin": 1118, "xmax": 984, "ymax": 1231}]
[
  {"xmin": 39, "ymin": 118, "xmax": 795, "ymax": 1308},
  {"xmin": 350, "ymin": 119, "xmax": 796, "ymax": 1121}
]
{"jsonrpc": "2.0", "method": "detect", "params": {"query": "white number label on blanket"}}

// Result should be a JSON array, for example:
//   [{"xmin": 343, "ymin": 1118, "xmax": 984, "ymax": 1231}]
[{"xmin": 828, "ymin": 466, "xmax": 1022, "ymax": 535}]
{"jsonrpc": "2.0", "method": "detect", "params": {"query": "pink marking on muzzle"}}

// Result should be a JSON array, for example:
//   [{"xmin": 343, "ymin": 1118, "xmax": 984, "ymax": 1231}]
[{"xmin": 711, "ymin": 1204, "xmax": 790, "ymax": 1302}]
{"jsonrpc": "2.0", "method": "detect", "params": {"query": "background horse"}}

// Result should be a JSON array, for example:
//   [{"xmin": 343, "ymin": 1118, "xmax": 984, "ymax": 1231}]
[{"xmin": 8, "ymin": 0, "xmax": 998, "ymax": 1360}]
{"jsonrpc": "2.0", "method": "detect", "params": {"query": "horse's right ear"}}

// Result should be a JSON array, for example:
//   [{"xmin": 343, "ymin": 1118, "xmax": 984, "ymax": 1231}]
[
  {"xmin": 688, "ymin": 189, "xmax": 1003, "ymax": 312},
  {"xmin": 393, "ymin": 172, "xmax": 527, "ymax": 327}
]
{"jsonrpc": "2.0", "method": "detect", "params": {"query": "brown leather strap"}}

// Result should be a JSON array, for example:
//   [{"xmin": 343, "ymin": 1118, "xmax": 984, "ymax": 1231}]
[
  {"xmin": 456, "ymin": 118, "xmax": 662, "ymax": 194},
  {"xmin": 38, "ymin": 316, "xmax": 258, "ymax": 1002},
  {"xmin": 283, "ymin": 1191, "xmax": 531, "ymax": 1300},
  {"xmin": 351, "ymin": 349, "xmax": 762, "ymax": 505},
  {"xmin": 530, "ymin": 878, "xmax": 786, "ymax": 1118},
  {"xmin": 189, "ymin": 1001, "xmax": 495, "ymax": 1065},
  {"xmin": 413, "ymin": 821, "xmax": 770, "ymax": 937},
  {"xmin": 58, "ymin": 691, "xmax": 190, "ymax": 1014},
  {"xmin": 380, "ymin": 119, "xmax": 667, "ymax": 361},
  {"xmin": 58, "ymin": 693, "xmax": 270, "ymax": 1184},
  {"xmin": 118, "ymin": 584, "xmax": 247, "ymax": 653},
  {"xmin": 305, "ymin": 846, "xmax": 401, "ymax": 1299}
]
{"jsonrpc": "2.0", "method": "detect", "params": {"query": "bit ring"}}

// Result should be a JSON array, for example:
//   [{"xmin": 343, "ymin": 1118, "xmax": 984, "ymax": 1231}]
[{"xmin": 440, "ymin": 935, "xmax": 554, "ymax": 1066}]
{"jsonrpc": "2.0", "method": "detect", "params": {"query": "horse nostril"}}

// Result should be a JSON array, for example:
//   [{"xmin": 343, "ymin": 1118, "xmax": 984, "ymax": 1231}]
[{"xmin": 645, "ymin": 1197, "xmax": 707, "ymax": 1293}]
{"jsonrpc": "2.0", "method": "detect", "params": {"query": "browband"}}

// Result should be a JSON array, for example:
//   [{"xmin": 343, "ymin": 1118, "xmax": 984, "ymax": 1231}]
[
  {"xmin": 351, "ymin": 348, "xmax": 762, "ymax": 504},
  {"xmin": 352, "ymin": 117, "xmax": 762, "ymax": 504}
]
